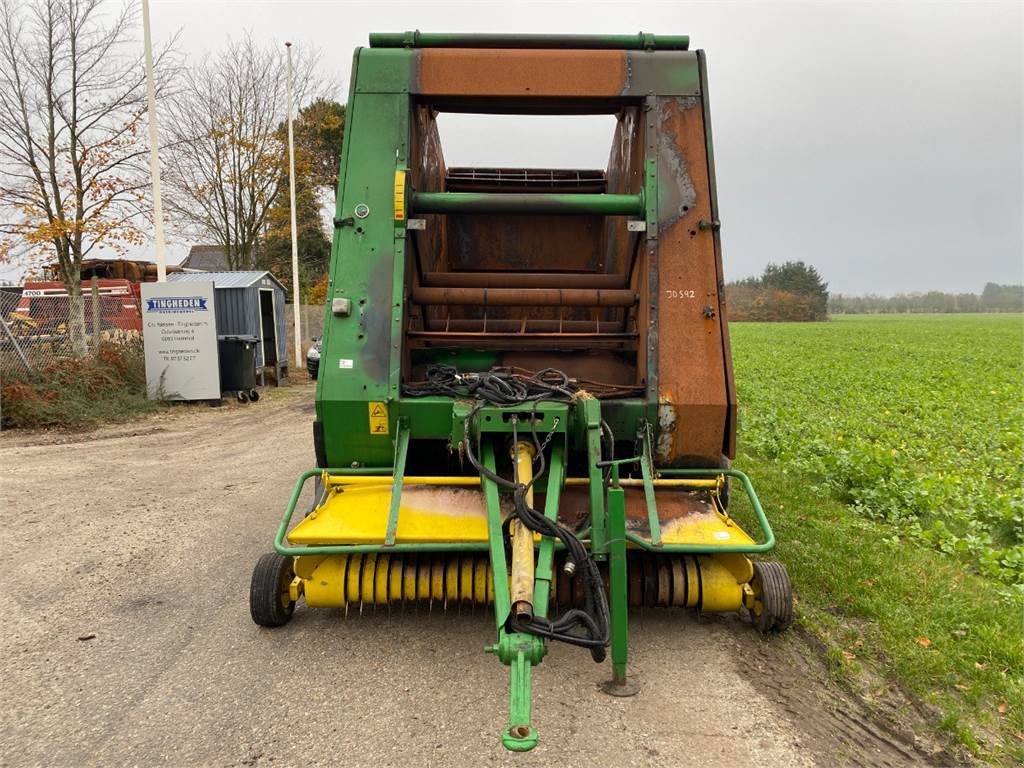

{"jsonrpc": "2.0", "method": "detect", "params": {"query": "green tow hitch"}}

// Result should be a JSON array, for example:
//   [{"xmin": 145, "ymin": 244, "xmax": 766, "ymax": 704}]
[
  {"xmin": 479, "ymin": 431, "xmax": 568, "ymax": 751},
  {"xmin": 486, "ymin": 633, "xmax": 547, "ymax": 751}
]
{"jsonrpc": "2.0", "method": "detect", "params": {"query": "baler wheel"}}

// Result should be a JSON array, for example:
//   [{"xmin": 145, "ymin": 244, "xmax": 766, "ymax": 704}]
[
  {"xmin": 236, "ymin": 390, "xmax": 249, "ymax": 404},
  {"xmin": 750, "ymin": 560, "xmax": 793, "ymax": 633},
  {"xmin": 248, "ymin": 389, "xmax": 260, "ymax": 402},
  {"xmin": 306, "ymin": 475, "xmax": 326, "ymax": 517},
  {"xmin": 718, "ymin": 455, "xmax": 731, "ymax": 509},
  {"xmin": 250, "ymin": 552, "xmax": 296, "ymax": 627}
]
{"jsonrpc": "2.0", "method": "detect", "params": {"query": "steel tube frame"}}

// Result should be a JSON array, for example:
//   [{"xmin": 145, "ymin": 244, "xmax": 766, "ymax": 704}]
[
  {"xmin": 409, "ymin": 191, "xmax": 644, "ymax": 216},
  {"xmin": 368, "ymin": 31, "xmax": 690, "ymax": 50},
  {"xmin": 324, "ymin": 475, "xmax": 719, "ymax": 489},
  {"xmin": 623, "ymin": 467, "xmax": 776, "ymax": 553},
  {"xmin": 274, "ymin": 467, "xmax": 771, "ymax": 557}
]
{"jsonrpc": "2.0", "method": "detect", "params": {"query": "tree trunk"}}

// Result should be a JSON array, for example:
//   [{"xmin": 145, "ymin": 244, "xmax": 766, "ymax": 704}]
[{"xmin": 66, "ymin": 274, "xmax": 87, "ymax": 358}]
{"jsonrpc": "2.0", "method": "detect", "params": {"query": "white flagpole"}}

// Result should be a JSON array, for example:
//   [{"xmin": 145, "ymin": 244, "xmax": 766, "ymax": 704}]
[
  {"xmin": 141, "ymin": 0, "xmax": 167, "ymax": 282},
  {"xmin": 285, "ymin": 41, "xmax": 302, "ymax": 368}
]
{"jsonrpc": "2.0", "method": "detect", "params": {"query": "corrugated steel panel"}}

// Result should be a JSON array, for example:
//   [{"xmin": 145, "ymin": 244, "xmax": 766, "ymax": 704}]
[
  {"xmin": 275, "ymin": 286, "xmax": 287, "ymax": 363},
  {"xmin": 214, "ymin": 288, "xmax": 251, "ymax": 336},
  {"xmin": 168, "ymin": 271, "xmax": 287, "ymax": 291}
]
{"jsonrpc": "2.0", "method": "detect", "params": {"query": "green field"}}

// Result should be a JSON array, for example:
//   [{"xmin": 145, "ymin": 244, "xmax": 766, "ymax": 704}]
[{"xmin": 729, "ymin": 314, "xmax": 1023, "ymax": 762}]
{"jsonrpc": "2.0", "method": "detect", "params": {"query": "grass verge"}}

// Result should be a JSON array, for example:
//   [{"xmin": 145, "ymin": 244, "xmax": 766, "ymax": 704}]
[
  {"xmin": 731, "ymin": 450, "xmax": 1024, "ymax": 765},
  {"xmin": 1, "ymin": 340, "xmax": 164, "ymax": 429}
]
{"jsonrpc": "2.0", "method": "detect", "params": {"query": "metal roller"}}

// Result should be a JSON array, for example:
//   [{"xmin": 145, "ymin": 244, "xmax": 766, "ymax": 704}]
[{"xmin": 298, "ymin": 552, "xmax": 745, "ymax": 612}]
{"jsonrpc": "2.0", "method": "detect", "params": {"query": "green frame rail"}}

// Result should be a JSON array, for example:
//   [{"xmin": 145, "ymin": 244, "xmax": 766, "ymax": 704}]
[
  {"xmin": 273, "ymin": 467, "xmax": 774, "ymax": 558},
  {"xmin": 409, "ymin": 191, "xmax": 645, "ymax": 217},
  {"xmin": 368, "ymin": 31, "xmax": 690, "ymax": 50},
  {"xmin": 623, "ymin": 467, "xmax": 775, "ymax": 554}
]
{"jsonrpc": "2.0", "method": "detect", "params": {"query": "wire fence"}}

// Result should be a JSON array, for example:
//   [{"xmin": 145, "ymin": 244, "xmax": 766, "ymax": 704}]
[{"xmin": 0, "ymin": 289, "xmax": 142, "ymax": 380}]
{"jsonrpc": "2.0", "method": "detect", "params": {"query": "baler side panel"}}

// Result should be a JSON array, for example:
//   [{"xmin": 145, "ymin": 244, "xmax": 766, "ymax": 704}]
[
  {"xmin": 654, "ymin": 94, "xmax": 730, "ymax": 466},
  {"xmin": 318, "ymin": 48, "xmax": 413, "ymax": 467},
  {"xmin": 697, "ymin": 51, "xmax": 737, "ymax": 460}
]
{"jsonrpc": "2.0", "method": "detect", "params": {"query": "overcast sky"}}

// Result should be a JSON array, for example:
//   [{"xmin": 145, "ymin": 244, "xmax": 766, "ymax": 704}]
[{"xmin": 18, "ymin": 0, "xmax": 1020, "ymax": 295}]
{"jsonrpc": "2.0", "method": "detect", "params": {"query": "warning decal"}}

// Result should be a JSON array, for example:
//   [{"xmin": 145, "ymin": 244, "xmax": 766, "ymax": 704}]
[{"xmin": 368, "ymin": 401, "xmax": 389, "ymax": 435}]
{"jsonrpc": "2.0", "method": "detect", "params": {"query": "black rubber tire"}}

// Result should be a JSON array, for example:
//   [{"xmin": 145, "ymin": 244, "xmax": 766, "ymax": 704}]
[
  {"xmin": 250, "ymin": 552, "xmax": 296, "ymax": 627},
  {"xmin": 248, "ymin": 389, "xmax": 260, "ymax": 402},
  {"xmin": 306, "ymin": 475, "xmax": 326, "ymax": 517},
  {"xmin": 236, "ymin": 390, "xmax": 249, "ymax": 404},
  {"xmin": 718, "ymin": 455, "xmax": 732, "ymax": 510},
  {"xmin": 751, "ymin": 560, "xmax": 793, "ymax": 633}
]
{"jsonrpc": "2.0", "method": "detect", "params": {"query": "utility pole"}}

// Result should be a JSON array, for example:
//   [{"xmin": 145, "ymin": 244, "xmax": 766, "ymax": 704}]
[
  {"xmin": 142, "ymin": 0, "xmax": 167, "ymax": 281},
  {"xmin": 285, "ymin": 41, "xmax": 302, "ymax": 367}
]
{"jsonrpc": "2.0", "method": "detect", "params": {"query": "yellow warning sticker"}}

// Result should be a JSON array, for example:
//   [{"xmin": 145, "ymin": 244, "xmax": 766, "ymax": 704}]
[
  {"xmin": 368, "ymin": 401, "xmax": 389, "ymax": 435},
  {"xmin": 393, "ymin": 170, "xmax": 406, "ymax": 221}
]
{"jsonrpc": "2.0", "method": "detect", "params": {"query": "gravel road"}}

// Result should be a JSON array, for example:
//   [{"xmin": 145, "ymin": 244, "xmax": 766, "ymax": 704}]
[{"xmin": 0, "ymin": 385, "xmax": 929, "ymax": 767}]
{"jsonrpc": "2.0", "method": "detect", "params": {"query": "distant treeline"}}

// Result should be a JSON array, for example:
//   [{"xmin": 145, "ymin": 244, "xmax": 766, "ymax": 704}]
[
  {"xmin": 828, "ymin": 283, "xmax": 1023, "ymax": 314},
  {"xmin": 726, "ymin": 266, "xmax": 1022, "ymax": 321}
]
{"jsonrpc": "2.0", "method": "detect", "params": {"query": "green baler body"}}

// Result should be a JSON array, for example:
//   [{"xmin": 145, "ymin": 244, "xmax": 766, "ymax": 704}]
[
  {"xmin": 261, "ymin": 35, "xmax": 789, "ymax": 753},
  {"xmin": 315, "ymin": 34, "xmax": 735, "ymax": 476}
]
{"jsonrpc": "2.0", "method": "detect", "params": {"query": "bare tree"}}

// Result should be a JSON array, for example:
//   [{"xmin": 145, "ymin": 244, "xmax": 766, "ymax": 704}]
[
  {"xmin": 0, "ymin": 0, "xmax": 173, "ymax": 355},
  {"xmin": 162, "ymin": 35, "xmax": 323, "ymax": 271}
]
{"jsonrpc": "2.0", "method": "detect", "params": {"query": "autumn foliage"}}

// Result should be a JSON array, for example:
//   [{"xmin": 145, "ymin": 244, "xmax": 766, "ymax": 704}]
[
  {"xmin": 726, "ymin": 261, "xmax": 830, "ymax": 322},
  {"xmin": 726, "ymin": 284, "xmax": 820, "ymax": 322},
  {"xmin": 0, "ymin": 340, "xmax": 157, "ymax": 428},
  {"xmin": 305, "ymin": 274, "xmax": 329, "ymax": 306}
]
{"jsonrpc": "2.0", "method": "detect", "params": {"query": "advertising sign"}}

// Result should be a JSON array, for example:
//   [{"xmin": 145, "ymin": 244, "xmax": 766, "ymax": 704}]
[{"xmin": 141, "ymin": 281, "xmax": 220, "ymax": 400}]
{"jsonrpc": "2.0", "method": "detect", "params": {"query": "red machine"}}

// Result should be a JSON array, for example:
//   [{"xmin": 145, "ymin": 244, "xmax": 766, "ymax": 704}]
[{"xmin": 13, "ymin": 279, "xmax": 143, "ymax": 333}]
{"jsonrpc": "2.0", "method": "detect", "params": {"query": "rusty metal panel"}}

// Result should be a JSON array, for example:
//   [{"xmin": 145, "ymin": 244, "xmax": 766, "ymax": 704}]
[
  {"xmin": 418, "ymin": 49, "xmax": 627, "ymax": 97},
  {"xmin": 697, "ymin": 51, "xmax": 737, "ymax": 459},
  {"xmin": 448, "ymin": 214, "xmax": 603, "ymax": 272},
  {"xmin": 602, "ymin": 108, "xmax": 644, "ymax": 282},
  {"xmin": 444, "ymin": 213, "xmax": 607, "ymax": 324},
  {"xmin": 623, "ymin": 51, "xmax": 701, "ymax": 96},
  {"xmin": 654, "ymin": 96, "xmax": 730, "ymax": 465}
]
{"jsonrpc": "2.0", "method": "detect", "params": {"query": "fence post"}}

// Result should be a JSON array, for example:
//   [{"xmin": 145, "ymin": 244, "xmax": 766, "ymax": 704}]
[{"xmin": 91, "ymin": 276, "xmax": 101, "ymax": 356}]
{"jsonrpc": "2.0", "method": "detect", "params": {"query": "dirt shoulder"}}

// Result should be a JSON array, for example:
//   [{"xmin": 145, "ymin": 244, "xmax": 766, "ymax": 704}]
[{"xmin": 0, "ymin": 386, "xmax": 940, "ymax": 767}]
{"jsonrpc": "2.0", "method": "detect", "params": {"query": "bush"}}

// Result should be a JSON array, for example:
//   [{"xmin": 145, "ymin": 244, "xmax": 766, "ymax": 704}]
[
  {"xmin": 727, "ymin": 260, "xmax": 830, "ymax": 321},
  {"xmin": 727, "ymin": 285, "xmax": 818, "ymax": 321},
  {"xmin": 1, "ymin": 339, "xmax": 161, "ymax": 428}
]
